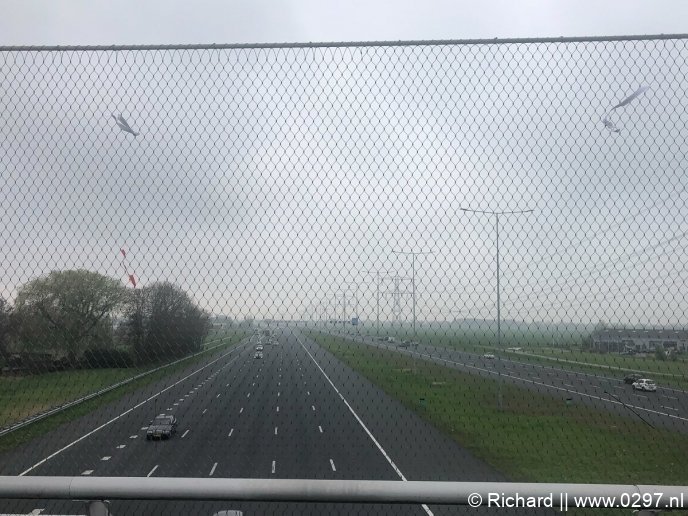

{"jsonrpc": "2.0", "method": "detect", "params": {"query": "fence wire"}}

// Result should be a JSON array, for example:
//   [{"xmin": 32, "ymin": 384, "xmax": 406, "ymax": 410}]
[{"xmin": 1, "ymin": 37, "xmax": 687, "ymax": 515}]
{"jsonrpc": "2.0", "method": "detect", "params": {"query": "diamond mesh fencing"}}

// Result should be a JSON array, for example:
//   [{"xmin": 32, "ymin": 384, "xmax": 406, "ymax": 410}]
[{"xmin": 1, "ymin": 37, "xmax": 688, "ymax": 515}]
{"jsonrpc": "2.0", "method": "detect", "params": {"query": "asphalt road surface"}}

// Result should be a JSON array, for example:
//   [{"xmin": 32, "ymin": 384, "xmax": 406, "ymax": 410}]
[
  {"xmin": 318, "ymin": 326, "xmax": 688, "ymax": 434},
  {"xmin": 0, "ymin": 328, "xmax": 545, "ymax": 516}
]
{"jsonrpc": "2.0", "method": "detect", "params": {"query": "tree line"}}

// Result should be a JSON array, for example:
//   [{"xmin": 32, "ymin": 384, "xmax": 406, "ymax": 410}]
[{"xmin": 0, "ymin": 269, "xmax": 210, "ymax": 372}]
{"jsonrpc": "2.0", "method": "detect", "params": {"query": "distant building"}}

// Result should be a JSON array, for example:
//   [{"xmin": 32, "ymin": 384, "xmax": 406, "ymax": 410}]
[{"xmin": 591, "ymin": 328, "xmax": 688, "ymax": 353}]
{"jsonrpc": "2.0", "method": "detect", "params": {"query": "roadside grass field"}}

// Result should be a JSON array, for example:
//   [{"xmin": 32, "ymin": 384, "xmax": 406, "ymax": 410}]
[
  {"xmin": 0, "ymin": 330, "xmax": 246, "ymax": 454},
  {"xmin": 308, "ymin": 331, "xmax": 688, "ymax": 486}
]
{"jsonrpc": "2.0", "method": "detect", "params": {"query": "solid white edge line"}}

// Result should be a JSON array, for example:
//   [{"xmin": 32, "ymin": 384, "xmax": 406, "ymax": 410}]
[
  {"xmin": 19, "ymin": 343, "xmax": 248, "ymax": 476},
  {"xmin": 297, "ymin": 334, "xmax": 434, "ymax": 516},
  {"xmin": 406, "ymin": 347, "xmax": 688, "ymax": 423}
]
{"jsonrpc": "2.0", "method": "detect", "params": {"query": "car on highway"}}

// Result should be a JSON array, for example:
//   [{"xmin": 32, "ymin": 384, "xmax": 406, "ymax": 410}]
[
  {"xmin": 146, "ymin": 414, "xmax": 178, "ymax": 440},
  {"xmin": 483, "ymin": 353, "xmax": 496, "ymax": 359},
  {"xmin": 623, "ymin": 373, "xmax": 642, "ymax": 384},
  {"xmin": 254, "ymin": 351, "xmax": 263, "ymax": 359},
  {"xmin": 632, "ymin": 379, "xmax": 657, "ymax": 392}
]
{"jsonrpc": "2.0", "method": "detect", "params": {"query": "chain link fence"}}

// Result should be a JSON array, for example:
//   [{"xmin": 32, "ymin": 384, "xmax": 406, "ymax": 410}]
[{"xmin": 1, "ymin": 36, "xmax": 687, "ymax": 515}]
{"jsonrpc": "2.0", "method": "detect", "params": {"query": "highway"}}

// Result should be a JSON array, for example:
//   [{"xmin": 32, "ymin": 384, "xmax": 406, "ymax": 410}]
[
  {"xmin": 0, "ymin": 328, "xmax": 518, "ymax": 516},
  {"xmin": 320, "ymin": 327, "xmax": 688, "ymax": 433}
]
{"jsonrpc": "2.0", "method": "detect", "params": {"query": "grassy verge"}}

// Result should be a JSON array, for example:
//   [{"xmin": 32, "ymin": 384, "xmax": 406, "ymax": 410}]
[
  {"xmin": 307, "ymin": 331, "xmax": 688, "ymax": 486},
  {"xmin": 0, "ymin": 330, "xmax": 246, "ymax": 455}
]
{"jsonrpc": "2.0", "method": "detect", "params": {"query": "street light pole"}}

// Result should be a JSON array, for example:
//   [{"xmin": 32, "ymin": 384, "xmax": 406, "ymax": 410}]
[{"xmin": 461, "ymin": 207, "xmax": 534, "ymax": 409}]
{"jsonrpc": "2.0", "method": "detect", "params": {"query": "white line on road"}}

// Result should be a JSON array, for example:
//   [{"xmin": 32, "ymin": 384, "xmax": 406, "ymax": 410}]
[
  {"xmin": 181, "ymin": 430, "xmax": 190, "ymax": 438},
  {"xmin": 202, "ymin": 409, "xmax": 207, "ymax": 414},
  {"xmin": 166, "ymin": 408, "xmax": 172, "ymax": 411},
  {"xmin": 252, "ymin": 382, "xmax": 255, "ymax": 386},
  {"xmin": 307, "ymin": 391, "xmax": 310, "ymax": 395},
  {"xmin": 81, "ymin": 470, "xmax": 93, "ymax": 476},
  {"xmin": 179, "ymin": 399, "xmax": 184, "ymax": 402},
  {"xmin": 216, "ymin": 393, "xmax": 221, "ymax": 398},
  {"xmin": 271, "ymin": 460, "xmax": 276, "ymax": 474},
  {"xmin": 209, "ymin": 462, "xmax": 218, "ymax": 476},
  {"xmin": 129, "ymin": 435, "xmax": 138, "ymax": 439},
  {"xmin": 635, "ymin": 394, "xmax": 649, "ymax": 399},
  {"xmin": 147, "ymin": 465, "xmax": 159, "ymax": 477},
  {"xmin": 173, "ymin": 403, "xmax": 179, "ymax": 406},
  {"xmin": 229, "ymin": 428, "xmax": 234, "ymax": 437},
  {"xmin": 318, "ymin": 425, "xmax": 323, "ymax": 433},
  {"xmin": 226, "ymin": 384, "xmax": 229, "ymax": 387},
  {"xmin": 275, "ymin": 426, "xmax": 278, "ymax": 435},
  {"xmin": 408, "ymin": 348, "xmax": 688, "ymax": 424},
  {"xmin": 661, "ymin": 406, "xmax": 679, "ymax": 412},
  {"xmin": 664, "ymin": 395, "xmax": 679, "ymax": 400},
  {"xmin": 563, "ymin": 384, "xmax": 575, "ymax": 388},
  {"xmin": 276, "ymin": 406, "xmax": 279, "ymax": 413},
  {"xmin": 312, "ymin": 405, "xmax": 316, "ymax": 411},
  {"xmin": 330, "ymin": 459, "xmax": 336, "ymax": 472},
  {"xmin": 277, "ymin": 392, "xmax": 280, "ymax": 397},
  {"xmin": 116, "ymin": 444, "xmax": 126, "ymax": 449},
  {"xmin": 240, "ymin": 407, "xmax": 244, "ymax": 413},
  {"xmin": 101, "ymin": 456, "xmax": 111, "ymax": 461},
  {"xmin": 299, "ymin": 336, "xmax": 434, "ymax": 516},
  {"xmin": 18, "ymin": 346, "xmax": 248, "ymax": 477},
  {"xmin": 247, "ymin": 393, "xmax": 251, "ymax": 398},
  {"xmin": 140, "ymin": 427, "xmax": 147, "ymax": 430}
]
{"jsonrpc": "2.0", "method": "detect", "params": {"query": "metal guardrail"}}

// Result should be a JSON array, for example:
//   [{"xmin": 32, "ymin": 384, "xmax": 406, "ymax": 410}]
[
  {"xmin": 0, "ymin": 477, "xmax": 686, "ymax": 509},
  {"xmin": 0, "ymin": 336, "xmax": 242, "ymax": 439}
]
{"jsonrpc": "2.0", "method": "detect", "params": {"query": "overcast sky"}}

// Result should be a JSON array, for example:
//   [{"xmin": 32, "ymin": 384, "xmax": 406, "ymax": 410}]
[
  {"xmin": 1, "ymin": 2, "xmax": 687, "ymax": 330},
  {"xmin": 1, "ymin": 0, "xmax": 688, "ymax": 46}
]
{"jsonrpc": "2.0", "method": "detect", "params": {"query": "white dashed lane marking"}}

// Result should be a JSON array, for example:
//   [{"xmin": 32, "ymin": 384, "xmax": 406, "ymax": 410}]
[
  {"xmin": 209, "ymin": 462, "xmax": 218, "ymax": 476},
  {"xmin": 274, "ymin": 426, "xmax": 278, "ymax": 435},
  {"xmin": 240, "ymin": 407, "xmax": 244, "ymax": 414},
  {"xmin": 276, "ymin": 406, "xmax": 279, "ymax": 413},
  {"xmin": 271, "ymin": 460, "xmax": 276, "ymax": 474},
  {"xmin": 182, "ymin": 430, "xmax": 190, "ymax": 438},
  {"xmin": 318, "ymin": 426, "xmax": 323, "ymax": 433},
  {"xmin": 81, "ymin": 470, "xmax": 93, "ymax": 476},
  {"xmin": 129, "ymin": 435, "xmax": 138, "ymax": 439},
  {"xmin": 147, "ymin": 465, "xmax": 159, "ymax": 477},
  {"xmin": 330, "ymin": 459, "xmax": 336, "ymax": 472},
  {"xmin": 203, "ymin": 409, "xmax": 207, "ymax": 414},
  {"xmin": 101, "ymin": 456, "xmax": 111, "ymax": 461},
  {"xmin": 229, "ymin": 428, "xmax": 234, "ymax": 437},
  {"xmin": 116, "ymin": 444, "xmax": 126, "ymax": 449}
]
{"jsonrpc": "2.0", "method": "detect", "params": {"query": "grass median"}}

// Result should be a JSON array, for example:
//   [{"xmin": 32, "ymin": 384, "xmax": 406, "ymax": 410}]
[
  {"xmin": 0, "ymin": 330, "xmax": 246, "ymax": 454},
  {"xmin": 308, "ymin": 331, "xmax": 688, "ymax": 486}
]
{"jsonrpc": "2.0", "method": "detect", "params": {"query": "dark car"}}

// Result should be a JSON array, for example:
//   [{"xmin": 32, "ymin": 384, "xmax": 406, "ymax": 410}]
[
  {"xmin": 623, "ymin": 373, "xmax": 642, "ymax": 384},
  {"xmin": 146, "ymin": 414, "xmax": 178, "ymax": 440}
]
